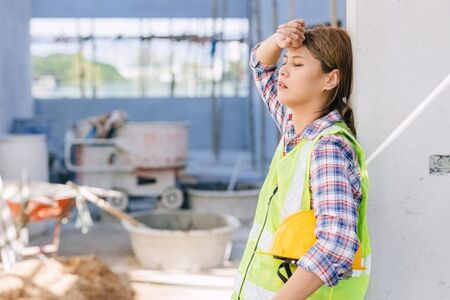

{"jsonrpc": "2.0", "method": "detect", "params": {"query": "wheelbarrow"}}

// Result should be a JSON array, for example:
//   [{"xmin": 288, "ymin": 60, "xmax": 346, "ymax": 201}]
[{"xmin": 3, "ymin": 181, "xmax": 131, "ymax": 257}]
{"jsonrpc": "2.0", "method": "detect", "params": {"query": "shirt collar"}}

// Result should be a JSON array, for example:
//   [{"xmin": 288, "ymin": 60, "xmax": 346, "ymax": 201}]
[{"xmin": 286, "ymin": 109, "xmax": 342, "ymax": 141}]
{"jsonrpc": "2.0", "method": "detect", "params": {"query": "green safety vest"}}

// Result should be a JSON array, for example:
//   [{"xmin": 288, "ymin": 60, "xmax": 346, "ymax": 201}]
[{"xmin": 231, "ymin": 121, "xmax": 371, "ymax": 300}]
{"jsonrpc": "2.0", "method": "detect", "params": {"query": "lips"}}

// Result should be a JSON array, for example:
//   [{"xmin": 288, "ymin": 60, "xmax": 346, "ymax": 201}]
[{"xmin": 278, "ymin": 81, "xmax": 288, "ymax": 89}]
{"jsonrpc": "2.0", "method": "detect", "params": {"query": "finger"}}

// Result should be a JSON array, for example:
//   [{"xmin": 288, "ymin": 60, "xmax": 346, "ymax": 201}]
[
  {"xmin": 289, "ymin": 19, "xmax": 305, "ymax": 27},
  {"xmin": 284, "ymin": 37, "xmax": 292, "ymax": 46},
  {"xmin": 280, "ymin": 24, "xmax": 304, "ymax": 33},
  {"xmin": 277, "ymin": 29, "xmax": 301, "ymax": 41},
  {"xmin": 289, "ymin": 32, "xmax": 301, "ymax": 40},
  {"xmin": 278, "ymin": 34, "xmax": 300, "ymax": 46},
  {"xmin": 279, "ymin": 19, "xmax": 305, "ymax": 29},
  {"xmin": 279, "ymin": 25, "xmax": 305, "ymax": 36},
  {"xmin": 289, "ymin": 20, "xmax": 306, "ymax": 30},
  {"xmin": 290, "ymin": 18, "xmax": 305, "ymax": 24},
  {"xmin": 278, "ymin": 22, "xmax": 304, "ymax": 30},
  {"xmin": 282, "ymin": 34, "xmax": 303, "ymax": 46},
  {"xmin": 294, "ymin": 23, "xmax": 306, "ymax": 33},
  {"xmin": 279, "ymin": 22, "xmax": 302, "ymax": 29},
  {"xmin": 277, "ymin": 28, "xmax": 301, "ymax": 36}
]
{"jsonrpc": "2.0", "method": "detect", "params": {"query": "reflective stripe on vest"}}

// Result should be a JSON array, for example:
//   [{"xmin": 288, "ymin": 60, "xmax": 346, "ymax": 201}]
[
  {"xmin": 248, "ymin": 223, "xmax": 275, "ymax": 253},
  {"xmin": 351, "ymin": 254, "xmax": 371, "ymax": 277},
  {"xmin": 280, "ymin": 135, "xmax": 315, "ymax": 220},
  {"xmin": 233, "ymin": 273, "xmax": 276, "ymax": 299}
]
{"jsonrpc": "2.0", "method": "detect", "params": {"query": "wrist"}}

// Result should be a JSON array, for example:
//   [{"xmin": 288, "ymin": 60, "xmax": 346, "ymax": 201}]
[
  {"xmin": 267, "ymin": 33, "xmax": 282, "ymax": 51},
  {"xmin": 254, "ymin": 33, "xmax": 283, "ymax": 67}
]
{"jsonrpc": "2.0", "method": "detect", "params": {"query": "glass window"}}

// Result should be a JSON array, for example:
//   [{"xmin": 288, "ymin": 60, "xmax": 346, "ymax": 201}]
[{"xmin": 31, "ymin": 18, "xmax": 249, "ymax": 99}]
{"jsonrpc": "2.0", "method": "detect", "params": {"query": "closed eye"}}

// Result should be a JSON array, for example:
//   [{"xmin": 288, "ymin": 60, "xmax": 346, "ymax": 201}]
[
  {"xmin": 281, "ymin": 58, "xmax": 302, "ymax": 67},
  {"xmin": 281, "ymin": 54, "xmax": 304, "ymax": 65}
]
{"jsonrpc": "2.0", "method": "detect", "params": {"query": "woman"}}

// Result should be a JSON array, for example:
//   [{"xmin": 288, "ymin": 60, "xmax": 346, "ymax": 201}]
[{"xmin": 231, "ymin": 19, "xmax": 371, "ymax": 300}]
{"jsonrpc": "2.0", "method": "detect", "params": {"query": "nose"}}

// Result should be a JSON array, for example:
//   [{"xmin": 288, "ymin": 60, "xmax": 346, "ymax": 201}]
[{"xmin": 279, "ymin": 65, "xmax": 288, "ymax": 78}]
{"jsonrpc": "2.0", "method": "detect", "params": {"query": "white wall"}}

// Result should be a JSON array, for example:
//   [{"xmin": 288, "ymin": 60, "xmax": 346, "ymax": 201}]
[
  {"xmin": 347, "ymin": 1, "xmax": 450, "ymax": 298},
  {"xmin": 0, "ymin": 0, "xmax": 33, "ymax": 133}
]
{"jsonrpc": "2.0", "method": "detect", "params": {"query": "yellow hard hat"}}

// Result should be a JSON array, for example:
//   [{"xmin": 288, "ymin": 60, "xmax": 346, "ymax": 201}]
[{"xmin": 256, "ymin": 210, "xmax": 366, "ymax": 271}]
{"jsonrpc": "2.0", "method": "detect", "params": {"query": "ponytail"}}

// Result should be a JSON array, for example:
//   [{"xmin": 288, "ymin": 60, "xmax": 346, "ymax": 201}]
[{"xmin": 340, "ymin": 98, "xmax": 357, "ymax": 138}]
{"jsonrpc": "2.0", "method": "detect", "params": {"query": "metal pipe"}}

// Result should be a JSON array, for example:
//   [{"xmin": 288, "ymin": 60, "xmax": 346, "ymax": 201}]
[
  {"xmin": 211, "ymin": 0, "xmax": 220, "ymax": 161},
  {"xmin": 76, "ymin": 19, "xmax": 86, "ymax": 98},
  {"xmin": 273, "ymin": 0, "xmax": 282, "ymax": 143},
  {"xmin": 272, "ymin": 0, "xmax": 279, "ymax": 32},
  {"xmin": 90, "ymin": 18, "xmax": 97, "ymax": 98},
  {"xmin": 330, "ymin": 0, "xmax": 338, "ymax": 27},
  {"xmin": 247, "ymin": 0, "xmax": 257, "ymax": 169},
  {"xmin": 169, "ymin": 19, "xmax": 176, "ymax": 98},
  {"xmin": 139, "ymin": 18, "xmax": 146, "ymax": 97},
  {"xmin": 32, "ymin": 34, "xmax": 245, "ymax": 43},
  {"xmin": 255, "ymin": 0, "xmax": 266, "ymax": 175},
  {"xmin": 289, "ymin": 0, "xmax": 296, "ymax": 21}
]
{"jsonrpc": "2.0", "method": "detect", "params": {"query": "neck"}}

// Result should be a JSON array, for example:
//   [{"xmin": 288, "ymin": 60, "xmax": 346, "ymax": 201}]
[{"xmin": 290, "ymin": 103, "xmax": 325, "ymax": 136}]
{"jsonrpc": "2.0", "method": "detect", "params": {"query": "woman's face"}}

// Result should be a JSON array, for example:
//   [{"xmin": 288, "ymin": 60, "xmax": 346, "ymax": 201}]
[{"xmin": 277, "ymin": 46, "xmax": 330, "ymax": 109}]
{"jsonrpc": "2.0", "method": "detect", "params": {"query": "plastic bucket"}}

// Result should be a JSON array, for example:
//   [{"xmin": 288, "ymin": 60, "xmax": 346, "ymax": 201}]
[{"xmin": 0, "ymin": 134, "xmax": 49, "ymax": 181}]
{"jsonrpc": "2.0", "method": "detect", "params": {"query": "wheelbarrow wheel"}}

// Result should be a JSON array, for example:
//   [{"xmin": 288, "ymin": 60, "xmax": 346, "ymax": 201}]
[{"xmin": 161, "ymin": 187, "xmax": 184, "ymax": 210}]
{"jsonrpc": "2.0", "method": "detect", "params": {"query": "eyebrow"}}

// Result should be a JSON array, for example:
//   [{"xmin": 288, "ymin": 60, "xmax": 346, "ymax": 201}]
[{"xmin": 283, "ymin": 55, "xmax": 305, "ymax": 59}]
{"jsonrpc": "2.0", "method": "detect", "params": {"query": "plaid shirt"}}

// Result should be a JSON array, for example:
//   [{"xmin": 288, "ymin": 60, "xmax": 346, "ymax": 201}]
[{"xmin": 250, "ymin": 43, "xmax": 362, "ymax": 287}]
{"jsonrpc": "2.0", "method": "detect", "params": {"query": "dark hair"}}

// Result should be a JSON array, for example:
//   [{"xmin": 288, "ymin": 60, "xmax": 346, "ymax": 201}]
[{"xmin": 302, "ymin": 25, "xmax": 357, "ymax": 138}]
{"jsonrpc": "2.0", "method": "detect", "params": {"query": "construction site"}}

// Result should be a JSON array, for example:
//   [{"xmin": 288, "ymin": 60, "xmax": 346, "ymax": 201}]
[{"xmin": 0, "ymin": 0, "xmax": 449, "ymax": 299}]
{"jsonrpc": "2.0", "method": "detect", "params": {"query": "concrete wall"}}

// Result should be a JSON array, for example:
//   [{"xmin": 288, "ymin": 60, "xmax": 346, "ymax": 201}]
[
  {"xmin": 347, "ymin": 1, "xmax": 450, "ymax": 298},
  {"xmin": 0, "ymin": 0, "xmax": 33, "ymax": 133}
]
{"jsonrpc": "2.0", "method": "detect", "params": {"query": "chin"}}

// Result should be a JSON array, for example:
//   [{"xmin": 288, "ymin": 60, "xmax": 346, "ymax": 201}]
[{"xmin": 279, "ymin": 97, "xmax": 295, "ymax": 108}]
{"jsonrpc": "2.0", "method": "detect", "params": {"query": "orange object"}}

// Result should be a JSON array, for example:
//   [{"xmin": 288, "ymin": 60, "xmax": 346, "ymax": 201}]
[{"xmin": 7, "ymin": 197, "xmax": 74, "ymax": 222}]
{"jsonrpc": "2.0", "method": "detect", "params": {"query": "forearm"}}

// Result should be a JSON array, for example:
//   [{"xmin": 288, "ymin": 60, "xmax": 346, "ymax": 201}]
[
  {"xmin": 255, "ymin": 33, "xmax": 283, "ymax": 67},
  {"xmin": 272, "ymin": 266, "xmax": 324, "ymax": 300},
  {"xmin": 249, "ymin": 35, "xmax": 285, "ymax": 133}
]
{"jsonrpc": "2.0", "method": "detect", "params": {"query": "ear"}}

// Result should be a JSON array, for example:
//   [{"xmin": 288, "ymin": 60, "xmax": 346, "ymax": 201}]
[{"xmin": 323, "ymin": 69, "xmax": 340, "ymax": 91}]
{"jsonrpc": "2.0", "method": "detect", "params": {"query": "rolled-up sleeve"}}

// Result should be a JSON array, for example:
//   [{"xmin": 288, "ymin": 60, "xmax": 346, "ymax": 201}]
[
  {"xmin": 296, "ymin": 135, "xmax": 362, "ymax": 287},
  {"xmin": 249, "ymin": 42, "xmax": 288, "ymax": 133}
]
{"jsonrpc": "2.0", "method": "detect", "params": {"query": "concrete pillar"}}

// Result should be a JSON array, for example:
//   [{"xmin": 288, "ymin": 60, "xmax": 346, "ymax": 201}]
[
  {"xmin": 0, "ymin": 0, "xmax": 33, "ymax": 133},
  {"xmin": 347, "ymin": 1, "xmax": 450, "ymax": 298}
]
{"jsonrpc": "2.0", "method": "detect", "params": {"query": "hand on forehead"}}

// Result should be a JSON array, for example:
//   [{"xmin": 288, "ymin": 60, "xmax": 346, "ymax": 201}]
[{"xmin": 276, "ymin": 19, "xmax": 306, "ymax": 49}]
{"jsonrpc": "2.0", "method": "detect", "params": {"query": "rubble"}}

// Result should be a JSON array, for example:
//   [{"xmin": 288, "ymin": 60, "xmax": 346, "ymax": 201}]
[{"xmin": 0, "ymin": 256, "xmax": 134, "ymax": 300}]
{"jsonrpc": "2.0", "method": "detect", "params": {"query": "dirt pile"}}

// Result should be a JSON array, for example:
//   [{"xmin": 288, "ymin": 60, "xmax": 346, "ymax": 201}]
[{"xmin": 0, "ymin": 256, "xmax": 134, "ymax": 300}]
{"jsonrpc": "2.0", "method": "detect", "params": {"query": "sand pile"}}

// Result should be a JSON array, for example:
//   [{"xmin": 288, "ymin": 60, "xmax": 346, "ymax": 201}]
[{"xmin": 0, "ymin": 256, "xmax": 134, "ymax": 300}]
